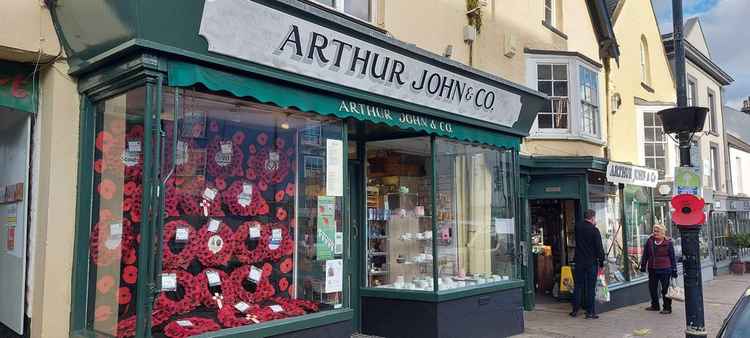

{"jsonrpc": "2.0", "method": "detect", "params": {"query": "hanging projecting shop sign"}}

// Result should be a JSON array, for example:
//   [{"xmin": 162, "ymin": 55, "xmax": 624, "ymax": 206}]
[
  {"xmin": 606, "ymin": 162, "xmax": 659, "ymax": 188},
  {"xmin": 199, "ymin": 0, "xmax": 523, "ymax": 128}
]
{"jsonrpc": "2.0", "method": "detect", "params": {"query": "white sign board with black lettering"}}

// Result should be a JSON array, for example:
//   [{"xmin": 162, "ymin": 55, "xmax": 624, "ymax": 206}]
[
  {"xmin": 606, "ymin": 162, "xmax": 659, "ymax": 188},
  {"xmin": 199, "ymin": 0, "xmax": 523, "ymax": 128}
]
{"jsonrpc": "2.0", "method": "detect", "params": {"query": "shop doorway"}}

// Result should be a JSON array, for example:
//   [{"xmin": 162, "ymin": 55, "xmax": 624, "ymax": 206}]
[{"xmin": 529, "ymin": 199, "xmax": 578, "ymax": 304}]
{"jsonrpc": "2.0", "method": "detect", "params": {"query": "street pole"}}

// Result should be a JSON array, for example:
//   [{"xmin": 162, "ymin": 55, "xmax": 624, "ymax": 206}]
[{"xmin": 672, "ymin": 0, "xmax": 707, "ymax": 337}]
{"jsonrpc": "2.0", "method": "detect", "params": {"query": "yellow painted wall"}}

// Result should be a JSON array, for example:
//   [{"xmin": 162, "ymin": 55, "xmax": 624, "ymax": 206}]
[
  {"xmin": 607, "ymin": 0, "xmax": 676, "ymax": 165},
  {"xmin": 0, "ymin": 1, "xmax": 60, "ymax": 61},
  {"xmin": 383, "ymin": 0, "xmax": 605, "ymax": 158}
]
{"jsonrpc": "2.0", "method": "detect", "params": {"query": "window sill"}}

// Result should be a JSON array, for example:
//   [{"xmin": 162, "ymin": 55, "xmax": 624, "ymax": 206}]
[
  {"xmin": 527, "ymin": 133, "xmax": 606, "ymax": 146},
  {"xmin": 542, "ymin": 21, "xmax": 568, "ymax": 40}
]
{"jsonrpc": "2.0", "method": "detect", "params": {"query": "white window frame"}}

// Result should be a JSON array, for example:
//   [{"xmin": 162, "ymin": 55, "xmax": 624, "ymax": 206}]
[
  {"xmin": 544, "ymin": 0, "xmax": 555, "ymax": 27},
  {"xmin": 635, "ymin": 104, "xmax": 678, "ymax": 180},
  {"xmin": 579, "ymin": 66, "xmax": 600, "ymax": 138},
  {"xmin": 311, "ymin": 0, "xmax": 377, "ymax": 23},
  {"xmin": 526, "ymin": 54, "xmax": 604, "ymax": 143}
]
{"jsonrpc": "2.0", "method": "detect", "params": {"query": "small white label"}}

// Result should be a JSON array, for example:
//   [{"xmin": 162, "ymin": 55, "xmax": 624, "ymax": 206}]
[
  {"xmin": 220, "ymin": 141, "xmax": 233, "ymax": 154},
  {"xmin": 269, "ymin": 152, "xmax": 280, "ymax": 162},
  {"xmin": 335, "ymin": 232, "xmax": 343, "ymax": 255},
  {"xmin": 175, "ymin": 227, "xmax": 189, "ymax": 242},
  {"xmin": 128, "ymin": 141, "xmax": 142, "ymax": 152},
  {"xmin": 203, "ymin": 188, "xmax": 217, "ymax": 201},
  {"xmin": 249, "ymin": 226, "xmax": 261, "ymax": 239},
  {"xmin": 121, "ymin": 151, "xmax": 140, "ymax": 167},
  {"xmin": 248, "ymin": 266, "xmax": 262, "ymax": 282},
  {"xmin": 269, "ymin": 305, "xmax": 284, "ymax": 313},
  {"xmin": 238, "ymin": 183, "xmax": 253, "ymax": 207},
  {"xmin": 176, "ymin": 320, "xmax": 193, "ymax": 327},
  {"xmin": 208, "ymin": 219, "xmax": 221, "ymax": 233},
  {"xmin": 206, "ymin": 270, "xmax": 221, "ymax": 286},
  {"xmin": 207, "ymin": 235, "xmax": 224, "ymax": 254},
  {"xmin": 175, "ymin": 141, "xmax": 189, "ymax": 165},
  {"xmin": 110, "ymin": 222, "xmax": 123, "ymax": 237},
  {"xmin": 269, "ymin": 228, "xmax": 282, "ymax": 250},
  {"xmin": 234, "ymin": 301, "xmax": 250, "ymax": 313},
  {"xmin": 161, "ymin": 273, "xmax": 177, "ymax": 291}
]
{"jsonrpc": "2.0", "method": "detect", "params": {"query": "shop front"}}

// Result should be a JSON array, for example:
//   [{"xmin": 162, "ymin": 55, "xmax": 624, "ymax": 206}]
[{"xmin": 50, "ymin": 1, "xmax": 546, "ymax": 338}]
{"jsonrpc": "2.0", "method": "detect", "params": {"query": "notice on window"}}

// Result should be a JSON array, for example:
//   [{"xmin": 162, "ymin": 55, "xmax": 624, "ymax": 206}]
[
  {"xmin": 5, "ymin": 204, "xmax": 21, "ymax": 257},
  {"xmin": 326, "ymin": 139, "xmax": 343, "ymax": 197},
  {"xmin": 316, "ymin": 196, "xmax": 336, "ymax": 260},
  {"xmin": 494, "ymin": 218, "xmax": 514, "ymax": 235},
  {"xmin": 324, "ymin": 259, "xmax": 343, "ymax": 293}
]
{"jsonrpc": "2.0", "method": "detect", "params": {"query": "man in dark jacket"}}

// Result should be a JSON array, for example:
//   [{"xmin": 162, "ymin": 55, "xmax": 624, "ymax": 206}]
[{"xmin": 570, "ymin": 209, "xmax": 605, "ymax": 319}]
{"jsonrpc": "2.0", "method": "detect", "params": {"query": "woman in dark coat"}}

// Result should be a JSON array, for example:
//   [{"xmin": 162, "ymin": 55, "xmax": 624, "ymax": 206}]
[{"xmin": 640, "ymin": 224, "xmax": 678, "ymax": 314}]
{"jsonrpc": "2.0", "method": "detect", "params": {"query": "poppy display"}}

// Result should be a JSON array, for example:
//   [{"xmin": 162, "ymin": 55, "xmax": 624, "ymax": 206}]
[
  {"xmin": 162, "ymin": 220, "xmax": 199, "ymax": 270},
  {"xmin": 163, "ymin": 317, "xmax": 221, "ymax": 338}
]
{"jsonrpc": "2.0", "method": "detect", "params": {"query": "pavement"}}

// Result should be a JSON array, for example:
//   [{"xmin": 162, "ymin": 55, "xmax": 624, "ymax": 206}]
[{"xmin": 513, "ymin": 273, "xmax": 750, "ymax": 338}]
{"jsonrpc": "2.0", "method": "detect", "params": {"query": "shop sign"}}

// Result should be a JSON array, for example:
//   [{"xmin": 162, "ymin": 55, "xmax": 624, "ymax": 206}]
[
  {"xmin": 199, "ymin": 0, "xmax": 523, "ymax": 128},
  {"xmin": 606, "ymin": 162, "xmax": 658, "ymax": 188},
  {"xmin": 337, "ymin": 100, "xmax": 454, "ymax": 135},
  {"xmin": 0, "ymin": 62, "xmax": 35, "ymax": 113},
  {"xmin": 674, "ymin": 166, "xmax": 701, "ymax": 195}
]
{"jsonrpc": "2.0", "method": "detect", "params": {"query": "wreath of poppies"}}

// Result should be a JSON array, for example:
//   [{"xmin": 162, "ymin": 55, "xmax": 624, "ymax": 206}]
[
  {"xmin": 89, "ymin": 218, "xmax": 135, "ymax": 267},
  {"xmin": 206, "ymin": 136, "xmax": 245, "ymax": 178},
  {"xmin": 178, "ymin": 188, "xmax": 225, "ymax": 217},
  {"xmin": 195, "ymin": 220, "xmax": 236, "ymax": 267},
  {"xmin": 216, "ymin": 302, "xmax": 261, "ymax": 328},
  {"xmin": 233, "ymin": 221, "xmax": 269, "ymax": 264},
  {"xmin": 222, "ymin": 180, "xmax": 269, "ymax": 217},
  {"xmin": 153, "ymin": 270, "xmax": 202, "ymax": 315},
  {"xmin": 226, "ymin": 264, "xmax": 275, "ymax": 304},
  {"xmin": 163, "ymin": 317, "xmax": 221, "ymax": 338},
  {"xmin": 122, "ymin": 126, "xmax": 145, "ymax": 179},
  {"xmin": 265, "ymin": 224, "xmax": 295, "ymax": 261},
  {"xmin": 246, "ymin": 134, "xmax": 292, "ymax": 187},
  {"xmin": 161, "ymin": 220, "xmax": 199, "ymax": 270},
  {"xmin": 195, "ymin": 268, "xmax": 237, "ymax": 309}
]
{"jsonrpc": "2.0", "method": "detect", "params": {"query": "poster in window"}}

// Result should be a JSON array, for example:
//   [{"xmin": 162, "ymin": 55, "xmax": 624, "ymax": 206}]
[
  {"xmin": 304, "ymin": 155, "xmax": 324, "ymax": 178},
  {"xmin": 301, "ymin": 124, "xmax": 322, "ymax": 147},
  {"xmin": 324, "ymin": 259, "xmax": 343, "ymax": 293},
  {"xmin": 316, "ymin": 196, "xmax": 336, "ymax": 260},
  {"xmin": 326, "ymin": 139, "xmax": 343, "ymax": 197}
]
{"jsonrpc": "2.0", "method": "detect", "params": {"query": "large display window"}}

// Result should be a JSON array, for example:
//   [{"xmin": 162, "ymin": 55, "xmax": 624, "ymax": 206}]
[
  {"xmin": 624, "ymin": 185, "xmax": 654, "ymax": 280},
  {"xmin": 588, "ymin": 180, "xmax": 626, "ymax": 285},
  {"xmin": 83, "ymin": 87, "xmax": 346, "ymax": 337}
]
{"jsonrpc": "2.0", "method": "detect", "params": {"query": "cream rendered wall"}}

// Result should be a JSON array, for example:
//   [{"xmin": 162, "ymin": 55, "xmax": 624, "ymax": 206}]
[
  {"xmin": 0, "ymin": 1, "xmax": 60, "ymax": 61},
  {"xmin": 607, "ymin": 0, "xmax": 676, "ymax": 166},
  {"xmin": 383, "ymin": 0, "xmax": 606, "ymax": 158}
]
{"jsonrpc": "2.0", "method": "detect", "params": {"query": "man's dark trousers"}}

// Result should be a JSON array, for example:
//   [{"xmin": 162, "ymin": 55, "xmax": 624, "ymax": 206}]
[{"xmin": 572, "ymin": 264, "xmax": 598, "ymax": 315}]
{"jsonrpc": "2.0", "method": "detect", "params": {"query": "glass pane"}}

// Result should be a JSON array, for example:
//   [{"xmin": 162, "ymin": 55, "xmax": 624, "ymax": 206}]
[
  {"xmin": 314, "ymin": 0, "xmax": 335, "ymax": 7},
  {"xmin": 555, "ymin": 113, "xmax": 568, "ymax": 129},
  {"xmin": 553, "ymin": 65, "xmax": 567, "ymax": 80},
  {"xmin": 344, "ymin": 0, "xmax": 371, "ymax": 21},
  {"xmin": 365, "ymin": 137, "xmax": 433, "ymax": 290},
  {"xmin": 553, "ymin": 81, "xmax": 568, "ymax": 97},
  {"xmin": 538, "ymin": 65, "xmax": 552, "ymax": 80},
  {"xmin": 538, "ymin": 114, "xmax": 553, "ymax": 129},
  {"xmin": 589, "ymin": 182, "xmax": 626, "ymax": 285},
  {"xmin": 625, "ymin": 185, "xmax": 654, "ymax": 280},
  {"xmin": 151, "ymin": 89, "xmax": 344, "ymax": 336},
  {"xmin": 435, "ymin": 140, "xmax": 516, "ymax": 290},
  {"xmin": 644, "ymin": 128, "xmax": 655, "ymax": 142},
  {"xmin": 644, "ymin": 143, "xmax": 655, "ymax": 156},
  {"xmin": 654, "ymin": 144, "xmax": 665, "ymax": 157},
  {"xmin": 644, "ymin": 112, "xmax": 654, "ymax": 127},
  {"xmin": 538, "ymin": 81, "xmax": 552, "ymax": 96},
  {"xmin": 87, "ymin": 88, "xmax": 146, "ymax": 337}
]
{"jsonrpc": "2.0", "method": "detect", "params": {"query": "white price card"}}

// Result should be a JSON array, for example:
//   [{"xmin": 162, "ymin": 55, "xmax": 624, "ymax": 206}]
[
  {"xmin": 161, "ymin": 273, "xmax": 177, "ymax": 291},
  {"xmin": 269, "ymin": 152, "xmax": 280, "ymax": 162},
  {"xmin": 206, "ymin": 270, "xmax": 221, "ymax": 286},
  {"xmin": 269, "ymin": 305, "xmax": 284, "ymax": 313},
  {"xmin": 175, "ymin": 227, "xmax": 190, "ymax": 242},
  {"xmin": 238, "ymin": 182, "xmax": 253, "ymax": 207},
  {"xmin": 208, "ymin": 219, "xmax": 221, "ymax": 233},
  {"xmin": 234, "ymin": 302, "xmax": 250, "ymax": 313},
  {"xmin": 176, "ymin": 320, "xmax": 193, "ymax": 327},
  {"xmin": 203, "ymin": 188, "xmax": 217, "ymax": 201},
  {"xmin": 248, "ymin": 266, "xmax": 262, "ymax": 282},
  {"xmin": 109, "ymin": 222, "xmax": 123, "ymax": 238},
  {"xmin": 269, "ymin": 228, "xmax": 282, "ymax": 250},
  {"xmin": 128, "ymin": 141, "xmax": 142, "ymax": 152},
  {"xmin": 220, "ymin": 141, "xmax": 233, "ymax": 154},
  {"xmin": 249, "ymin": 226, "xmax": 261, "ymax": 239}
]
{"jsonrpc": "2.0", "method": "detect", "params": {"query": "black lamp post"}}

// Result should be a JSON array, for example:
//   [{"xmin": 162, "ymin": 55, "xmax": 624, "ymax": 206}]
[{"xmin": 659, "ymin": 1, "xmax": 710, "ymax": 334}]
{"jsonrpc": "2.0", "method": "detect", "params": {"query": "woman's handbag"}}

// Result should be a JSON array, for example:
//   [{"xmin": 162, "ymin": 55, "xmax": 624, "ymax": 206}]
[{"xmin": 667, "ymin": 278, "xmax": 685, "ymax": 302}]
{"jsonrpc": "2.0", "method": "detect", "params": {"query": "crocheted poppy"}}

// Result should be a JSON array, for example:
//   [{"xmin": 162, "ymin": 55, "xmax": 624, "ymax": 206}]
[
  {"xmin": 94, "ymin": 304, "xmax": 113, "ymax": 322},
  {"xmin": 285, "ymin": 183, "xmax": 295, "ymax": 197},
  {"xmin": 89, "ymin": 218, "xmax": 134, "ymax": 267},
  {"xmin": 262, "ymin": 263, "xmax": 273, "ymax": 279},
  {"xmin": 94, "ymin": 159, "xmax": 106, "ymax": 174},
  {"xmin": 222, "ymin": 180, "xmax": 269, "ymax": 217},
  {"xmin": 162, "ymin": 220, "xmax": 198, "ymax": 270},
  {"xmin": 123, "ymin": 248, "xmax": 137, "ymax": 265},
  {"xmin": 209, "ymin": 120, "xmax": 220, "ymax": 133},
  {"xmin": 278, "ymin": 277, "xmax": 289, "ymax": 292},
  {"xmin": 154, "ymin": 270, "xmax": 201, "ymax": 315},
  {"xmin": 118, "ymin": 287, "xmax": 132, "ymax": 305},
  {"xmin": 232, "ymin": 131, "xmax": 246, "ymax": 145},
  {"xmin": 122, "ymin": 265, "xmax": 138, "ymax": 285},
  {"xmin": 196, "ymin": 220, "xmax": 235, "ymax": 267},
  {"xmin": 163, "ymin": 317, "xmax": 221, "ymax": 338},
  {"xmin": 123, "ymin": 181, "xmax": 138, "ymax": 197},
  {"xmin": 275, "ymin": 137, "xmax": 285, "ymax": 149},
  {"xmin": 96, "ymin": 131, "xmax": 114, "ymax": 152},
  {"xmin": 257, "ymin": 133, "xmax": 268, "ymax": 145},
  {"xmin": 279, "ymin": 257, "xmax": 293, "ymax": 274},
  {"xmin": 195, "ymin": 268, "xmax": 236, "ymax": 309},
  {"xmin": 214, "ymin": 177, "xmax": 227, "ymax": 191},
  {"xmin": 216, "ymin": 302, "xmax": 260, "ymax": 328},
  {"xmin": 206, "ymin": 136, "xmax": 244, "ymax": 178},
  {"xmin": 274, "ymin": 190, "xmax": 285, "ymax": 202},
  {"xmin": 116, "ymin": 316, "xmax": 136, "ymax": 338},
  {"xmin": 97, "ymin": 275, "xmax": 116, "ymax": 294},
  {"xmin": 233, "ymin": 221, "xmax": 269, "ymax": 264},
  {"xmin": 164, "ymin": 184, "xmax": 180, "ymax": 217},
  {"xmin": 276, "ymin": 207, "xmax": 288, "ymax": 221},
  {"xmin": 98, "ymin": 179, "xmax": 117, "ymax": 200},
  {"xmin": 130, "ymin": 207, "xmax": 142, "ymax": 223},
  {"xmin": 226, "ymin": 264, "xmax": 275, "ymax": 304}
]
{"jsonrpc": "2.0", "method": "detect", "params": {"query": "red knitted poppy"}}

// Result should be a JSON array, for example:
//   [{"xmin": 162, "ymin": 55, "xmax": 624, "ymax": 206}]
[
  {"xmin": 161, "ymin": 220, "xmax": 199, "ymax": 270},
  {"xmin": 163, "ymin": 317, "xmax": 221, "ymax": 338},
  {"xmin": 196, "ymin": 220, "xmax": 235, "ymax": 267}
]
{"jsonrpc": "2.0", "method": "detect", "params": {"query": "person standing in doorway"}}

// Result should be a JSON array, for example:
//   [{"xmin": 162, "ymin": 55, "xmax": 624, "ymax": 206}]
[
  {"xmin": 640, "ymin": 224, "xmax": 677, "ymax": 314},
  {"xmin": 570, "ymin": 209, "xmax": 605, "ymax": 319}
]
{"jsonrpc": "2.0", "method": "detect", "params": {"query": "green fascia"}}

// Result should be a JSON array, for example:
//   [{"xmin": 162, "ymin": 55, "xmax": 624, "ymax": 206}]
[
  {"xmin": 192, "ymin": 309, "xmax": 353, "ymax": 338},
  {"xmin": 360, "ymin": 281, "xmax": 525, "ymax": 303},
  {"xmin": 520, "ymin": 155, "xmax": 609, "ymax": 171}
]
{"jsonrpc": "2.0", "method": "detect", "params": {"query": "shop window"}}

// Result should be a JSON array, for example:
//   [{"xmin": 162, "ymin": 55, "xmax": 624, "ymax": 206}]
[
  {"xmin": 313, "ymin": 0, "xmax": 373, "ymax": 22},
  {"xmin": 589, "ymin": 182, "xmax": 626, "ymax": 285},
  {"xmin": 579, "ymin": 66, "xmax": 599, "ymax": 136},
  {"xmin": 544, "ymin": 0, "xmax": 555, "ymax": 27},
  {"xmin": 624, "ymin": 185, "xmax": 654, "ymax": 280},
  {"xmin": 643, "ymin": 111, "xmax": 667, "ymax": 178},
  {"xmin": 434, "ymin": 140, "xmax": 517, "ymax": 290},
  {"xmin": 84, "ymin": 87, "xmax": 346, "ymax": 337},
  {"xmin": 365, "ymin": 137, "xmax": 433, "ymax": 290},
  {"xmin": 536, "ymin": 64, "xmax": 569, "ymax": 130}
]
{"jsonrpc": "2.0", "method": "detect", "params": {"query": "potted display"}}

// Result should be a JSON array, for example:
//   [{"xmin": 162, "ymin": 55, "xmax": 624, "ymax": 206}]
[{"xmin": 728, "ymin": 234, "xmax": 750, "ymax": 274}]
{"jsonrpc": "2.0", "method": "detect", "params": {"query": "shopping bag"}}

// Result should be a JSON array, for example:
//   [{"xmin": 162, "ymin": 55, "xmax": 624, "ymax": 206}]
[
  {"xmin": 560, "ymin": 266, "xmax": 574, "ymax": 293},
  {"xmin": 595, "ymin": 268, "xmax": 610, "ymax": 303},
  {"xmin": 667, "ymin": 278, "xmax": 684, "ymax": 302}
]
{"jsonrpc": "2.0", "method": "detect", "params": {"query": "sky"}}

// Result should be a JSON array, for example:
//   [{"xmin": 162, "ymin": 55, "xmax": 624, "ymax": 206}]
[{"xmin": 650, "ymin": 0, "xmax": 749, "ymax": 109}]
